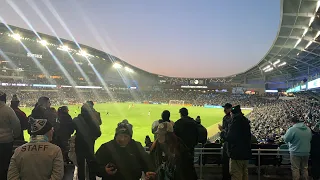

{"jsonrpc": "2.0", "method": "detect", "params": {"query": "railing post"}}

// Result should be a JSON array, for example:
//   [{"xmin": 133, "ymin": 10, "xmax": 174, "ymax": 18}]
[
  {"xmin": 258, "ymin": 149, "xmax": 261, "ymax": 180},
  {"xmin": 199, "ymin": 147, "xmax": 203, "ymax": 180}
]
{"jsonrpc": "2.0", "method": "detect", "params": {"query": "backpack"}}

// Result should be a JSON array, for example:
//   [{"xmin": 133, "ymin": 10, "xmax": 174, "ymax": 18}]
[{"xmin": 197, "ymin": 124, "xmax": 208, "ymax": 144}]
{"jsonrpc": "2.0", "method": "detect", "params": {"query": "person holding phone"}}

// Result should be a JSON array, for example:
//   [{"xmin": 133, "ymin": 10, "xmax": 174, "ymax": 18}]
[{"xmin": 95, "ymin": 120, "xmax": 156, "ymax": 180}]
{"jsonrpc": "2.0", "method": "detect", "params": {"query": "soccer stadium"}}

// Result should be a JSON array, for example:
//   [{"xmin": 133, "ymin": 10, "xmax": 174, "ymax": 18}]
[{"xmin": 0, "ymin": 0, "xmax": 320, "ymax": 180}]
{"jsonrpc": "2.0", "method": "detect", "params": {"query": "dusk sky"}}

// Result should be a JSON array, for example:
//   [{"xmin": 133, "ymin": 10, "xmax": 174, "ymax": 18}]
[{"xmin": 0, "ymin": 0, "xmax": 280, "ymax": 78}]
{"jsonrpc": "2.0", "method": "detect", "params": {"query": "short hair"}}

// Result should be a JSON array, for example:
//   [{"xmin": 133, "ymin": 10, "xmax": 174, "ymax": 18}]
[
  {"xmin": 162, "ymin": 110, "xmax": 170, "ymax": 121},
  {"xmin": 179, "ymin": 107, "xmax": 188, "ymax": 117}
]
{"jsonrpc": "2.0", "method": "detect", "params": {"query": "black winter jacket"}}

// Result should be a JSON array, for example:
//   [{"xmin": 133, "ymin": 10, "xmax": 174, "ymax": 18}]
[
  {"xmin": 95, "ymin": 140, "xmax": 154, "ymax": 180},
  {"xmin": 225, "ymin": 113, "xmax": 252, "ymax": 160}
]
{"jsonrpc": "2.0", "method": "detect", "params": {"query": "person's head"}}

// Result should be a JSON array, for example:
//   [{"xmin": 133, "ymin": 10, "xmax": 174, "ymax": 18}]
[
  {"xmin": 231, "ymin": 105, "xmax": 242, "ymax": 116},
  {"xmin": 179, "ymin": 107, "xmax": 188, "ymax": 117},
  {"xmin": 115, "ymin": 120, "xmax": 133, "ymax": 147},
  {"xmin": 37, "ymin": 96, "xmax": 51, "ymax": 109},
  {"xmin": 0, "ymin": 91, "xmax": 7, "ymax": 103},
  {"xmin": 28, "ymin": 117, "xmax": 54, "ymax": 141},
  {"xmin": 195, "ymin": 116, "xmax": 201, "ymax": 124},
  {"xmin": 10, "ymin": 94, "xmax": 20, "ymax": 108},
  {"xmin": 223, "ymin": 103, "xmax": 232, "ymax": 115},
  {"xmin": 58, "ymin": 106, "xmax": 69, "ymax": 114},
  {"xmin": 161, "ymin": 110, "xmax": 170, "ymax": 121},
  {"xmin": 291, "ymin": 116, "xmax": 302, "ymax": 124},
  {"xmin": 86, "ymin": 101, "xmax": 94, "ymax": 108}
]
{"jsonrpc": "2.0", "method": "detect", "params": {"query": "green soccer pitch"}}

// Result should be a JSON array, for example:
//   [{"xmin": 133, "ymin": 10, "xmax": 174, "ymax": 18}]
[{"xmin": 21, "ymin": 103, "xmax": 251, "ymax": 151}]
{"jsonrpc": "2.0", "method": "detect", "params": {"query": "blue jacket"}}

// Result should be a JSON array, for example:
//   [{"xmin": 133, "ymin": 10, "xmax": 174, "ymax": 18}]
[{"xmin": 284, "ymin": 122, "xmax": 312, "ymax": 156}]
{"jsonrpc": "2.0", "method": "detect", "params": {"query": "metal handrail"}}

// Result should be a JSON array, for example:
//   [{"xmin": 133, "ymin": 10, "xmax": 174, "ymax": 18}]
[{"xmin": 194, "ymin": 147, "xmax": 291, "ymax": 180}]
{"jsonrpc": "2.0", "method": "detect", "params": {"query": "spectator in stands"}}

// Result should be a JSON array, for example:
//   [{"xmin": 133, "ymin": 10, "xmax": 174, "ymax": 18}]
[
  {"xmin": 284, "ymin": 116, "xmax": 312, "ymax": 180},
  {"xmin": 74, "ymin": 102, "xmax": 101, "ymax": 180},
  {"xmin": 7, "ymin": 117, "xmax": 64, "ymax": 180},
  {"xmin": 10, "ymin": 94, "xmax": 28, "ymax": 141},
  {"xmin": 29, "ymin": 97, "xmax": 58, "ymax": 135},
  {"xmin": 95, "ymin": 120, "xmax": 155, "ymax": 180},
  {"xmin": 174, "ymin": 108, "xmax": 199, "ymax": 157},
  {"xmin": 0, "ymin": 91, "xmax": 21, "ymax": 180},
  {"xmin": 150, "ymin": 122, "xmax": 198, "ymax": 180},
  {"xmin": 219, "ymin": 103, "xmax": 233, "ymax": 180},
  {"xmin": 225, "ymin": 105, "xmax": 251, "ymax": 180},
  {"xmin": 56, "ymin": 106, "xmax": 74, "ymax": 163},
  {"xmin": 311, "ymin": 123, "xmax": 320, "ymax": 180},
  {"xmin": 152, "ymin": 110, "xmax": 174, "ymax": 140},
  {"xmin": 86, "ymin": 100, "xmax": 102, "ymax": 126}
]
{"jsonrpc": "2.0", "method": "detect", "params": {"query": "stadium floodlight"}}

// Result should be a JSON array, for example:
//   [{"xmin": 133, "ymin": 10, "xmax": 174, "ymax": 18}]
[
  {"xmin": 264, "ymin": 67, "xmax": 274, "ymax": 72},
  {"xmin": 278, "ymin": 62, "xmax": 286, "ymax": 67},
  {"xmin": 305, "ymin": 41, "xmax": 312, "ymax": 49},
  {"xmin": 79, "ymin": 50, "xmax": 87, "ymax": 57},
  {"xmin": 273, "ymin": 59, "xmax": 280, "ymax": 66},
  {"xmin": 39, "ymin": 40, "xmax": 48, "ymax": 46},
  {"xmin": 294, "ymin": 39, "xmax": 301, "ymax": 48},
  {"xmin": 262, "ymin": 65, "xmax": 271, "ymax": 71},
  {"xmin": 12, "ymin": 33, "xmax": 22, "ymax": 41},
  {"xmin": 62, "ymin": 45, "xmax": 69, "ymax": 51},
  {"xmin": 113, "ymin": 63, "xmax": 122, "ymax": 69},
  {"xmin": 125, "ymin": 66, "xmax": 134, "ymax": 73}
]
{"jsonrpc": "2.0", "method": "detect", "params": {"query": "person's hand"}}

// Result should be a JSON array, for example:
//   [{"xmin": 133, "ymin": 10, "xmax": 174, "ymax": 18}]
[
  {"xmin": 218, "ymin": 124, "xmax": 223, "ymax": 131},
  {"xmin": 145, "ymin": 172, "xmax": 156, "ymax": 180},
  {"xmin": 105, "ymin": 163, "xmax": 117, "ymax": 175}
]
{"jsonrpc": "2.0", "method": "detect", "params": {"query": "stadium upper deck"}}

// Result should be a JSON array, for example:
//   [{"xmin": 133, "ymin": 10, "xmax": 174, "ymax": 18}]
[
  {"xmin": 160, "ymin": 0, "xmax": 320, "ymax": 85},
  {"xmin": 238, "ymin": 0, "xmax": 320, "ymax": 81},
  {"xmin": 0, "ymin": 23, "xmax": 158, "ymax": 87}
]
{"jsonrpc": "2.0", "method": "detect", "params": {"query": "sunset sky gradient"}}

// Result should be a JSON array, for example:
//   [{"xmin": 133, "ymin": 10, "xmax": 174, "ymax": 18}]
[{"xmin": 0, "ymin": 0, "xmax": 280, "ymax": 78}]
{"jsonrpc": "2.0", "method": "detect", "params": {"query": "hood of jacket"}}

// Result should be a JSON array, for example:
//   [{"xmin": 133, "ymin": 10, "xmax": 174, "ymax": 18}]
[{"xmin": 293, "ymin": 122, "xmax": 308, "ymax": 130}]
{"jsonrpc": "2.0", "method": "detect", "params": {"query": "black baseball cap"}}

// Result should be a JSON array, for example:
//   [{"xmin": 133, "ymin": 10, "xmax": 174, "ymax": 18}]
[
  {"xmin": 231, "ymin": 105, "xmax": 241, "ymax": 114},
  {"xmin": 222, "ymin": 103, "xmax": 232, "ymax": 109}
]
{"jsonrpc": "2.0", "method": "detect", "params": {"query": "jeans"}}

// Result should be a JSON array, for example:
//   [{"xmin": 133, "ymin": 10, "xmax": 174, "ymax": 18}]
[
  {"xmin": 229, "ymin": 159, "xmax": 248, "ymax": 180},
  {"xmin": 290, "ymin": 155, "xmax": 309, "ymax": 180},
  {"xmin": 0, "ymin": 142, "xmax": 13, "ymax": 180}
]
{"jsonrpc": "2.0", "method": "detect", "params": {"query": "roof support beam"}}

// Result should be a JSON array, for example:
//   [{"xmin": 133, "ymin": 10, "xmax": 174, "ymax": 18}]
[
  {"xmin": 283, "ymin": 13, "xmax": 315, "ymax": 18},
  {"xmin": 281, "ymin": 25, "xmax": 309, "ymax": 29}
]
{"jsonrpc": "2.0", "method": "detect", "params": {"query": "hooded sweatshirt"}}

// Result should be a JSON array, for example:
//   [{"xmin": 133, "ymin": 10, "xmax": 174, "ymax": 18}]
[
  {"xmin": 0, "ymin": 101, "xmax": 21, "ymax": 143},
  {"xmin": 284, "ymin": 122, "xmax": 312, "ymax": 156}
]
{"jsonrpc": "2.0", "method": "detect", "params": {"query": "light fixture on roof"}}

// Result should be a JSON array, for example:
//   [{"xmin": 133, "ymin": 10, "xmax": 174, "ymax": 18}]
[
  {"xmin": 294, "ymin": 39, "xmax": 301, "ymax": 48},
  {"xmin": 305, "ymin": 41, "xmax": 312, "ymax": 49},
  {"xmin": 262, "ymin": 65, "xmax": 271, "ymax": 71},
  {"xmin": 315, "ymin": 31, "xmax": 320, "ymax": 40},
  {"xmin": 113, "ymin": 63, "xmax": 122, "ymax": 69},
  {"xmin": 39, "ymin": 40, "xmax": 48, "ymax": 46},
  {"xmin": 12, "ymin": 33, "xmax": 21, "ymax": 40},
  {"xmin": 273, "ymin": 59, "xmax": 280, "ymax": 65},
  {"xmin": 309, "ymin": 16, "xmax": 315, "ymax": 26},
  {"xmin": 264, "ymin": 67, "xmax": 274, "ymax": 72},
  {"xmin": 302, "ymin": 29, "xmax": 308, "ymax": 37},
  {"xmin": 297, "ymin": 53, "xmax": 299, "ymax": 56},
  {"xmin": 278, "ymin": 62, "xmax": 286, "ymax": 67}
]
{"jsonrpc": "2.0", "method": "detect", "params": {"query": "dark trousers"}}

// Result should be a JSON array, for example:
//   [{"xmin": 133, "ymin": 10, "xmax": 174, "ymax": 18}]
[
  {"xmin": 76, "ymin": 154, "xmax": 96, "ymax": 180},
  {"xmin": 0, "ymin": 142, "xmax": 13, "ymax": 180},
  {"xmin": 222, "ymin": 143, "xmax": 231, "ymax": 180},
  {"xmin": 76, "ymin": 142, "xmax": 96, "ymax": 180}
]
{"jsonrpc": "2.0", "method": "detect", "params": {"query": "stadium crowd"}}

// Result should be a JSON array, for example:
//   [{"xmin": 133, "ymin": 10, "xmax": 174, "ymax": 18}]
[{"xmin": 0, "ymin": 88, "xmax": 320, "ymax": 180}]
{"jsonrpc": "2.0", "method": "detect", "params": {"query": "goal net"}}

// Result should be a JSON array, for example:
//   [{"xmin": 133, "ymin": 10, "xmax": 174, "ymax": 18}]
[{"xmin": 169, "ymin": 100, "xmax": 185, "ymax": 106}]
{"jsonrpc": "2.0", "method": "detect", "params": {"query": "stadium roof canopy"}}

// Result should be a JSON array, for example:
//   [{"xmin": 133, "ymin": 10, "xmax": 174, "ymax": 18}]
[{"xmin": 233, "ymin": 0, "xmax": 320, "ymax": 82}]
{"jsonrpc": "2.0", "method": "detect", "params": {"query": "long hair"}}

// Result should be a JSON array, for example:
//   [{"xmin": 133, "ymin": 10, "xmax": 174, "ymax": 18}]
[{"xmin": 151, "ymin": 132, "xmax": 180, "ymax": 156}]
